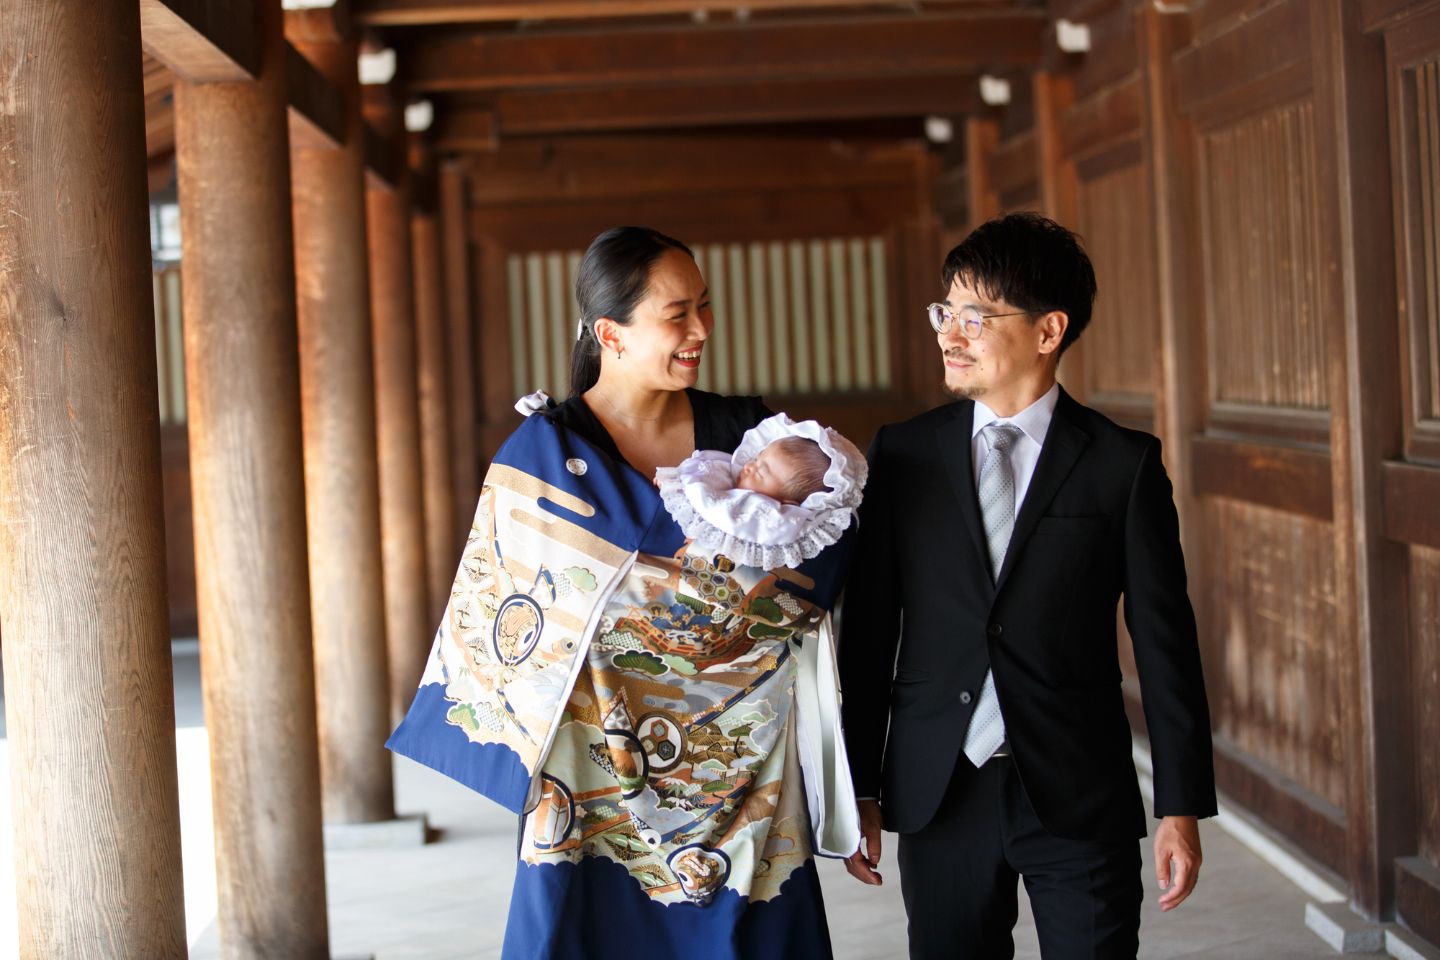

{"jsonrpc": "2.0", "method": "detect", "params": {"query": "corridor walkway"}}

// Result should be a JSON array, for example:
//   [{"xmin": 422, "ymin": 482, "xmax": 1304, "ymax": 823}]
[{"xmin": 0, "ymin": 646, "xmax": 1343, "ymax": 959}]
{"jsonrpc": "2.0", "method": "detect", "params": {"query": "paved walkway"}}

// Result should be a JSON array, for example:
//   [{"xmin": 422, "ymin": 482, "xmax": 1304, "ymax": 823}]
[{"xmin": 2, "ymin": 647, "xmax": 1340, "ymax": 959}]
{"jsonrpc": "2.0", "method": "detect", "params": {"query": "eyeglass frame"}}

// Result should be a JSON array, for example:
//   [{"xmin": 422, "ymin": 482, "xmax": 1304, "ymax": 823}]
[{"xmin": 925, "ymin": 302, "xmax": 1034, "ymax": 339}]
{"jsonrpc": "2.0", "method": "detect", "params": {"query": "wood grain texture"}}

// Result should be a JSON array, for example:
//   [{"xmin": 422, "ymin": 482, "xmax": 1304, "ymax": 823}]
[
  {"xmin": 487, "ymin": 73, "xmax": 982, "ymax": 136},
  {"xmin": 139, "ymin": 0, "xmax": 259, "ymax": 82},
  {"xmin": 1191, "ymin": 435, "xmax": 1334, "ymax": 521},
  {"xmin": 368, "ymin": 160, "xmax": 432, "ymax": 726},
  {"xmin": 1391, "ymin": 30, "xmax": 1440, "ymax": 462},
  {"xmin": 1077, "ymin": 158, "xmax": 1157, "ymax": 404},
  {"xmin": 1197, "ymin": 498, "xmax": 1346, "ymax": 812},
  {"xmin": 0, "ymin": 3, "xmax": 187, "ymax": 955},
  {"xmin": 412, "ymin": 207, "xmax": 456, "ymax": 624},
  {"xmin": 1411, "ymin": 545, "xmax": 1440, "ymax": 867},
  {"xmin": 359, "ymin": 0, "xmax": 1038, "ymax": 24},
  {"xmin": 288, "ymin": 33, "xmax": 396, "ymax": 826},
  {"xmin": 462, "ymin": 135, "xmax": 927, "ymax": 207},
  {"xmin": 398, "ymin": 12, "xmax": 1047, "ymax": 92},
  {"xmin": 1310, "ymin": 0, "xmax": 1412, "ymax": 915},
  {"xmin": 1199, "ymin": 99, "xmax": 1330, "ymax": 413},
  {"xmin": 1137, "ymin": 1, "xmax": 1206, "ymax": 571},
  {"xmin": 173, "ymin": 0, "xmax": 330, "ymax": 953},
  {"xmin": 468, "ymin": 184, "xmax": 922, "ymax": 252},
  {"xmin": 440, "ymin": 163, "xmax": 480, "ymax": 554}
]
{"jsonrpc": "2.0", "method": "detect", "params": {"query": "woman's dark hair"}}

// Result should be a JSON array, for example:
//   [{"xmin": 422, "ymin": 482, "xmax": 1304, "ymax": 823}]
[
  {"xmin": 569, "ymin": 226, "xmax": 694, "ymax": 397},
  {"xmin": 940, "ymin": 212, "xmax": 1097, "ymax": 356}
]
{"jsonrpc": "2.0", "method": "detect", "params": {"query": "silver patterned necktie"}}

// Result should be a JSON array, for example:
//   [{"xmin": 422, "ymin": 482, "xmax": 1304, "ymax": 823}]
[{"xmin": 963, "ymin": 422, "xmax": 1023, "ymax": 767}]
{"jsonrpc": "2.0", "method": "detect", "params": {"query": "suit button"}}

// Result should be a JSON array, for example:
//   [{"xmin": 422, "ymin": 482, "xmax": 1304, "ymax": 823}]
[
  {"xmin": 959, "ymin": 691, "xmax": 972, "ymax": 704},
  {"xmin": 988, "ymin": 623, "xmax": 1003, "ymax": 637}
]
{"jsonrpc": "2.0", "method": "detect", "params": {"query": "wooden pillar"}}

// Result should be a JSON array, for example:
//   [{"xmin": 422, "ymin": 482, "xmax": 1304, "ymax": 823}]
[
  {"xmin": 1137, "ymin": 5, "xmax": 1212, "ymax": 711},
  {"xmin": 1034, "ymin": 68, "xmax": 1085, "ymax": 401},
  {"xmin": 964, "ymin": 115, "xmax": 1001, "ymax": 229},
  {"xmin": 1034, "ymin": 69, "xmax": 1078, "ymax": 225},
  {"xmin": 1311, "ymin": 0, "xmax": 1415, "ymax": 919},
  {"xmin": 476, "ymin": 236, "xmax": 516, "ymax": 463},
  {"xmin": 287, "ymin": 12, "xmax": 396, "ymax": 825},
  {"xmin": 173, "ymin": 1, "xmax": 330, "ymax": 955},
  {"xmin": 441, "ymin": 162, "xmax": 481, "ymax": 547},
  {"xmin": 411, "ymin": 165, "xmax": 456, "ymax": 622},
  {"xmin": 367, "ymin": 103, "xmax": 431, "ymax": 724},
  {"xmin": 0, "ymin": 5, "xmax": 186, "ymax": 956}
]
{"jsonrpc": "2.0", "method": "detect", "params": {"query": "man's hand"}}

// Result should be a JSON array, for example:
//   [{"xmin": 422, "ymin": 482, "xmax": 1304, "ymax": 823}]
[
  {"xmin": 845, "ymin": 799, "xmax": 885, "ymax": 885},
  {"xmin": 1154, "ymin": 815, "xmax": 1202, "ymax": 911}
]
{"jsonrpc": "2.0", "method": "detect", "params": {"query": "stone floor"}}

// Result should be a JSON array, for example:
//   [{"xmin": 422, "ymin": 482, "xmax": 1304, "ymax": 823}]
[{"xmin": 0, "ymin": 647, "xmax": 1351, "ymax": 958}]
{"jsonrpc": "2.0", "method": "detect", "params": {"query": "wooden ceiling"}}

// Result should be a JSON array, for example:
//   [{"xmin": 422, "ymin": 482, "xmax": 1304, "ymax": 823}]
[
  {"xmin": 143, "ymin": 0, "xmax": 1070, "ymax": 191},
  {"xmin": 360, "ymin": 0, "xmax": 1053, "ymax": 146}
]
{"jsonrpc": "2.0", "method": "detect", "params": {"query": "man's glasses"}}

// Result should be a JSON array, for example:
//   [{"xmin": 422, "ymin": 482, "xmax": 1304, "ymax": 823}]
[{"xmin": 925, "ymin": 303, "xmax": 1032, "ymax": 339}]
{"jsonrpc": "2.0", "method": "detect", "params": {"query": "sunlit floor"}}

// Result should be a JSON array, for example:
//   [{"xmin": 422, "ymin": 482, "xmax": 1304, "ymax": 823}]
[{"xmin": 2, "ymin": 645, "xmax": 1339, "ymax": 959}]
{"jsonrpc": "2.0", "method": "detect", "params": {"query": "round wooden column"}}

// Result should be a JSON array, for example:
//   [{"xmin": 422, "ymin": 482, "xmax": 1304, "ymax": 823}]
[
  {"xmin": 367, "ymin": 149, "xmax": 431, "ymax": 724},
  {"xmin": 0, "ymin": 5, "xmax": 186, "ymax": 957},
  {"xmin": 173, "ymin": 1, "xmax": 330, "ymax": 955},
  {"xmin": 439, "ymin": 162, "xmax": 481, "ymax": 549},
  {"xmin": 288, "ymin": 23, "xmax": 396, "ymax": 826},
  {"xmin": 412, "ymin": 203, "xmax": 457, "ymax": 621}
]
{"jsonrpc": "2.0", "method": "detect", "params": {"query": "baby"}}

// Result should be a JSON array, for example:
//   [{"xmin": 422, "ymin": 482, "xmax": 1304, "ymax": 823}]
[
  {"xmin": 655, "ymin": 413, "xmax": 867, "ymax": 570},
  {"xmin": 734, "ymin": 436, "xmax": 834, "ymax": 505}
]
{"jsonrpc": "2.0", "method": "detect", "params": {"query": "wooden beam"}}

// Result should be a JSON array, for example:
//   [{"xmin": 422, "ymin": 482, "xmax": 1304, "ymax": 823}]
[
  {"xmin": 468, "ymin": 183, "xmax": 923, "ymax": 251},
  {"xmin": 400, "ymin": 12, "xmax": 1048, "ymax": 91},
  {"xmin": 359, "ymin": 0, "xmax": 1033, "ymax": 26},
  {"xmin": 965, "ymin": 115, "xmax": 1001, "ymax": 228},
  {"xmin": 483, "ymin": 73, "xmax": 980, "ymax": 136},
  {"xmin": 139, "ymin": 0, "xmax": 259, "ymax": 82},
  {"xmin": 364, "ymin": 123, "xmax": 402, "ymax": 190},
  {"xmin": 1382, "ymin": 461, "xmax": 1440, "ymax": 549},
  {"xmin": 464, "ymin": 135, "xmax": 929, "ymax": 205},
  {"xmin": 1190, "ymin": 435, "xmax": 1334, "ymax": 522},
  {"xmin": 285, "ymin": 42, "xmax": 345, "ymax": 150},
  {"xmin": 987, "ymin": 130, "xmax": 1037, "ymax": 202},
  {"xmin": 431, "ymin": 108, "xmax": 498, "ymax": 152}
]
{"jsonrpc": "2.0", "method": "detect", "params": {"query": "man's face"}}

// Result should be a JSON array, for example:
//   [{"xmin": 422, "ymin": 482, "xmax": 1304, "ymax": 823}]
[{"xmin": 938, "ymin": 276, "xmax": 1061, "ymax": 405}]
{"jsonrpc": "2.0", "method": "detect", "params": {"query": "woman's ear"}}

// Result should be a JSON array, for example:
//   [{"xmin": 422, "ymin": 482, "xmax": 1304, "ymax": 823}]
[
  {"xmin": 1037, "ymin": 310, "xmax": 1069, "ymax": 356},
  {"xmin": 593, "ymin": 317, "xmax": 624, "ymax": 356}
]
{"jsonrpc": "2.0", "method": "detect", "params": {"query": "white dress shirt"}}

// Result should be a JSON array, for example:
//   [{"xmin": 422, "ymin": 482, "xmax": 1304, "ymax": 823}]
[{"xmin": 970, "ymin": 382, "xmax": 1060, "ymax": 514}]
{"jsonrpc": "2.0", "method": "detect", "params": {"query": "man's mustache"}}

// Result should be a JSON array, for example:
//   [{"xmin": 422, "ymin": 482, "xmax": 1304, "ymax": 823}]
[{"xmin": 943, "ymin": 350, "xmax": 978, "ymax": 364}]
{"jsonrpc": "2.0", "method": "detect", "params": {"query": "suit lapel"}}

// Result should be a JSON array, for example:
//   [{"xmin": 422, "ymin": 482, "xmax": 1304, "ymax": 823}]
[
  {"xmin": 935, "ymin": 401, "xmax": 992, "ymax": 585},
  {"xmin": 993, "ymin": 388, "xmax": 1091, "ymax": 594}
]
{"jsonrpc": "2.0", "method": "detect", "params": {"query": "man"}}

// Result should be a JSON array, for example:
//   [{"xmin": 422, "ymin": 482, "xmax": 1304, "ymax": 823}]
[{"xmin": 839, "ymin": 213, "xmax": 1216, "ymax": 959}]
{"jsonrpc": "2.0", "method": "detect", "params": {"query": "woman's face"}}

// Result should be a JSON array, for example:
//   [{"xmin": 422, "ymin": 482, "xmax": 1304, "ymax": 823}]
[{"xmin": 603, "ymin": 248, "xmax": 713, "ymax": 391}]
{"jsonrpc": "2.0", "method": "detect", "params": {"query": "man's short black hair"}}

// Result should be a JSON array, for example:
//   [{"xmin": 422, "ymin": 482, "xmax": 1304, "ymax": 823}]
[{"xmin": 941, "ymin": 212, "xmax": 1097, "ymax": 356}]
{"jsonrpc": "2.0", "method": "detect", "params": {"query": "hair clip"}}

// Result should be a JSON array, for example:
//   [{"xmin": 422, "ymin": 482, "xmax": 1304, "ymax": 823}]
[{"xmin": 575, "ymin": 318, "xmax": 586, "ymax": 342}]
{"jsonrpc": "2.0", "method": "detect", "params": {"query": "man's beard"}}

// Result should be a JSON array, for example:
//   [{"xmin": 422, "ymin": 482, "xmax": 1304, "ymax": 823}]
[{"xmin": 942, "ymin": 352, "xmax": 985, "ymax": 399}]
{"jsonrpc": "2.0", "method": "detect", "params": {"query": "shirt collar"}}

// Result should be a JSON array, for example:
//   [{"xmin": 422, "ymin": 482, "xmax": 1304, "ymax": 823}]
[{"xmin": 971, "ymin": 382, "xmax": 1061, "ymax": 447}]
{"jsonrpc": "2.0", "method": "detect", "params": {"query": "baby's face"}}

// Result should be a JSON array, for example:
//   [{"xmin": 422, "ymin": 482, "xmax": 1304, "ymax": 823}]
[{"xmin": 736, "ymin": 445, "xmax": 802, "ymax": 503}]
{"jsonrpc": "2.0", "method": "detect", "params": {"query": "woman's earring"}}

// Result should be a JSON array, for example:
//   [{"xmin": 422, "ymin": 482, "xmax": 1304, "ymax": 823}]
[{"xmin": 617, "ymin": 346, "xmax": 625, "ymax": 360}]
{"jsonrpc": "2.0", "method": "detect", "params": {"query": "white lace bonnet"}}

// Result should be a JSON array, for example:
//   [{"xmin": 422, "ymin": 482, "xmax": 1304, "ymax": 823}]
[{"xmin": 659, "ymin": 413, "xmax": 868, "ymax": 570}]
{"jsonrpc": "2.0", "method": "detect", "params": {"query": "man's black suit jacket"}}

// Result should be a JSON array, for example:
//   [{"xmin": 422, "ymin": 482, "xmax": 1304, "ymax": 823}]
[{"xmin": 838, "ymin": 388, "xmax": 1217, "ymax": 841}]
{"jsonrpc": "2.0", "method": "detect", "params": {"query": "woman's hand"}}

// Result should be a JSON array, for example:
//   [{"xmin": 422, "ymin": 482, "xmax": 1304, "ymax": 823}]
[{"xmin": 844, "ymin": 799, "xmax": 885, "ymax": 885}]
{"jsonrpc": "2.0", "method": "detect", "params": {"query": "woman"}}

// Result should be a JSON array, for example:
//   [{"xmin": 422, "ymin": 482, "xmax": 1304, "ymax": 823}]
[{"xmin": 388, "ymin": 227, "xmax": 859, "ymax": 959}]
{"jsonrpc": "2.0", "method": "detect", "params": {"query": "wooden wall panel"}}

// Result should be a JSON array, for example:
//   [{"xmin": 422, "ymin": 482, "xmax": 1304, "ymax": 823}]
[
  {"xmin": 1198, "ymin": 498, "xmax": 1345, "ymax": 810},
  {"xmin": 1199, "ymin": 99, "xmax": 1329, "ymax": 412},
  {"xmin": 1392, "ymin": 34, "xmax": 1440, "ymax": 461},
  {"xmin": 1077, "ymin": 158, "xmax": 1156, "ymax": 405},
  {"xmin": 1412, "ymin": 544, "xmax": 1440, "ymax": 866}
]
